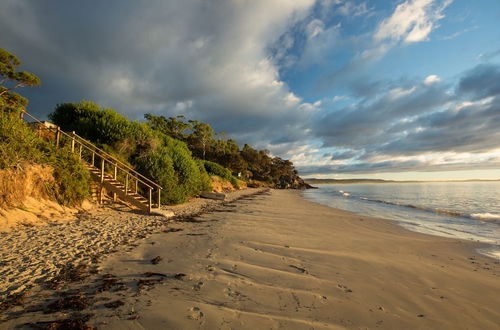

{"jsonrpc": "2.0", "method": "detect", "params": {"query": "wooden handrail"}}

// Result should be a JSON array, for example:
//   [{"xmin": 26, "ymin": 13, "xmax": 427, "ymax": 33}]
[{"xmin": 71, "ymin": 133, "xmax": 161, "ymax": 189}]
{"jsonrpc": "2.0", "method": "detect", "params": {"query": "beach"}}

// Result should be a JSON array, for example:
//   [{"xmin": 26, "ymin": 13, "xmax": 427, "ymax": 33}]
[{"xmin": 1, "ymin": 189, "xmax": 499, "ymax": 329}]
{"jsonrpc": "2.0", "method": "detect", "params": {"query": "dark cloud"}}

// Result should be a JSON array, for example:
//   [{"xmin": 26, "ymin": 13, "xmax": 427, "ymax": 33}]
[
  {"xmin": 314, "ymin": 79, "xmax": 452, "ymax": 148},
  {"xmin": 298, "ymin": 158, "xmax": 500, "ymax": 176},
  {"xmin": 0, "ymin": 0, "xmax": 315, "ymax": 146},
  {"xmin": 458, "ymin": 64, "xmax": 500, "ymax": 100}
]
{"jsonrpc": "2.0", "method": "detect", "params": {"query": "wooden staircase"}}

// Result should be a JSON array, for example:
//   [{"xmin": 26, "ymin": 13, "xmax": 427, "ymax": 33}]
[{"xmin": 21, "ymin": 111, "xmax": 163, "ymax": 213}]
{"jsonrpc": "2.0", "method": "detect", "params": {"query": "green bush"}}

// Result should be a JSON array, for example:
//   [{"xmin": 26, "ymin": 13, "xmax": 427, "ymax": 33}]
[
  {"xmin": 135, "ymin": 137, "xmax": 212, "ymax": 204},
  {"xmin": 202, "ymin": 160, "xmax": 239, "ymax": 188},
  {"xmin": 49, "ymin": 150, "xmax": 90, "ymax": 205},
  {"xmin": 50, "ymin": 101, "xmax": 133, "ymax": 146}
]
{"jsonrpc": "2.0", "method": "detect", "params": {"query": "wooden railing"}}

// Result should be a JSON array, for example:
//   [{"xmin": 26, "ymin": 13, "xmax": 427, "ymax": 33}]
[{"xmin": 21, "ymin": 110, "xmax": 162, "ymax": 212}]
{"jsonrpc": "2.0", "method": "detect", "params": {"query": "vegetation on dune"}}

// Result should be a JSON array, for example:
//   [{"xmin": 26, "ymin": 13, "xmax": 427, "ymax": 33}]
[
  {"xmin": 202, "ymin": 160, "xmax": 239, "ymax": 189},
  {"xmin": 1, "ymin": 47, "xmax": 309, "ymax": 209},
  {"xmin": 50, "ymin": 101, "xmax": 212, "ymax": 204},
  {"xmin": 143, "ymin": 114, "xmax": 308, "ymax": 189}
]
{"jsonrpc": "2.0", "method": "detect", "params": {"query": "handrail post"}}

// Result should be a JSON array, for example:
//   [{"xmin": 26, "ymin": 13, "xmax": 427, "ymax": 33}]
[
  {"xmin": 125, "ymin": 174, "xmax": 129, "ymax": 196},
  {"xmin": 79, "ymin": 144, "xmax": 82, "ymax": 159},
  {"xmin": 113, "ymin": 163, "xmax": 118, "ymax": 202},
  {"xmin": 55, "ymin": 127, "xmax": 61, "ymax": 148},
  {"xmin": 71, "ymin": 131, "xmax": 76, "ymax": 153},
  {"xmin": 135, "ymin": 179, "xmax": 138, "ymax": 194},
  {"xmin": 148, "ymin": 188, "xmax": 152, "ymax": 213},
  {"xmin": 101, "ymin": 158, "xmax": 105, "ymax": 183},
  {"xmin": 157, "ymin": 189, "xmax": 161, "ymax": 209},
  {"xmin": 99, "ymin": 157, "xmax": 105, "ymax": 204},
  {"xmin": 19, "ymin": 110, "xmax": 24, "ymax": 120},
  {"xmin": 91, "ymin": 152, "xmax": 95, "ymax": 167}
]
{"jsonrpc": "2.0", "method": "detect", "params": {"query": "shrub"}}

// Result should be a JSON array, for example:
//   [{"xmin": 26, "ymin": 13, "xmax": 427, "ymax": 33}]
[
  {"xmin": 135, "ymin": 137, "xmax": 211, "ymax": 204},
  {"xmin": 202, "ymin": 160, "xmax": 239, "ymax": 189},
  {"xmin": 50, "ymin": 101, "xmax": 133, "ymax": 146},
  {"xmin": 49, "ymin": 151, "xmax": 90, "ymax": 205}
]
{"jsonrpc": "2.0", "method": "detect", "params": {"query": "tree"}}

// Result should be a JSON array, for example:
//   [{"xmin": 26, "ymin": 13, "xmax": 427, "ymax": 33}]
[
  {"xmin": 187, "ymin": 119, "xmax": 214, "ymax": 159},
  {"xmin": 144, "ymin": 114, "xmax": 190, "ymax": 141},
  {"xmin": 0, "ymin": 48, "xmax": 40, "ymax": 112}
]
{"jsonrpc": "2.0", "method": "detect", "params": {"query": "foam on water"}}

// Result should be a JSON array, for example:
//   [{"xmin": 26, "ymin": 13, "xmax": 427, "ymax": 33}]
[{"xmin": 471, "ymin": 213, "xmax": 500, "ymax": 221}]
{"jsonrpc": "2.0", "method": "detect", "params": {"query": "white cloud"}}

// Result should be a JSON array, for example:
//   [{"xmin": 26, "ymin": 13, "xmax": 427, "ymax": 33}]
[
  {"xmin": 305, "ymin": 19, "xmax": 325, "ymax": 39},
  {"xmin": 388, "ymin": 86, "xmax": 417, "ymax": 100},
  {"xmin": 332, "ymin": 95, "xmax": 348, "ymax": 102},
  {"xmin": 374, "ymin": 0, "xmax": 453, "ymax": 44},
  {"xmin": 424, "ymin": 74, "xmax": 441, "ymax": 85}
]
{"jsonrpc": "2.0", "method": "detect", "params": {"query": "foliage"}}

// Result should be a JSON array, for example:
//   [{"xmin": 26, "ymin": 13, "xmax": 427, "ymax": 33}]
[
  {"xmin": 50, "ymin": 101, "xmax": 212, "ymax": 204},
  {"xmin": 48, "ymin": 151, "xmax": 91, "ymax": 205},
  {"xmin": 202, "ymin": 160, "xmax": 239, "ymax": 188},
  {"xmin": 50, "ymin": 101, "xmax": 132, "ymax": 146},
  {"xmin": 143, "ymin": 113, "xmax": 306, "ymax": 188},
  {"xmin": 0, "ymin": 48, "xmax": 40, "ymax": 112}
]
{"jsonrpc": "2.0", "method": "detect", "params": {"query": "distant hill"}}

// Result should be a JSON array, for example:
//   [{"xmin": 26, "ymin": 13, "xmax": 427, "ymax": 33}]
[
  {"xmin": 304, "ymin": 178, "xmax": 500, "ymax": 184},
  {"xmin": 304, "ymin": 178, "xmax": 395, "ymax": 184}
]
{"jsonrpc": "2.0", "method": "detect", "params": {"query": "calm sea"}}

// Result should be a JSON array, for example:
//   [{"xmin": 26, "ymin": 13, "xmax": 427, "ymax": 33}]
[{"xmin": 302, "ymin": 182, "xmax": 500, "ymax": 260}]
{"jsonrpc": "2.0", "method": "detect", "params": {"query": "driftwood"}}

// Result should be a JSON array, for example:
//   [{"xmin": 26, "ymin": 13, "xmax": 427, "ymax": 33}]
[{"xmin": 200, "ymin": 192, "xmax": 226, "ymax": 201}]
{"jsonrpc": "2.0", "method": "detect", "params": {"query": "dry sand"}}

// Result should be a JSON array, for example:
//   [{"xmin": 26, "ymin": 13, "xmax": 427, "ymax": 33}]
[{"xmin": 1, "ymin": 189, "xmax": 500, "ymax": 329}]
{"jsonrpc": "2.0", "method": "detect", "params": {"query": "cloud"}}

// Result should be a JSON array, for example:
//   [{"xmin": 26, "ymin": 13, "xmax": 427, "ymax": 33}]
[
  {"xmin": 304, "ymin": 61, "xmax": 500, "ymax": 176},
  {"xmin": 458, "ymin": 64, "xmax": 500, "ymax": 100},
  {"xmin": 424, "ymin": 74, "xmax": 441, "ymax": 85},
  {"xmin": 374, "ymin": 0, "xmax": 453, "ymax": 44},
  {"xmin": 0, "ymin": 0, "xmax": 316, "ymax": 147},
  {"xmin": 317, "ymin": 0, "xmax": 452, "ymax": 92},
  {"xmin": 441, "ymin": 25, "xmax": 479, "ymax": 40}
]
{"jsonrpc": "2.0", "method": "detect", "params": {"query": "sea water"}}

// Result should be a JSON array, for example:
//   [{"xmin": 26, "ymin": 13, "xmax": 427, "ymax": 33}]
[{"xmin": 302, "ymin": 182, "xmax": 500, "ymax": 260}]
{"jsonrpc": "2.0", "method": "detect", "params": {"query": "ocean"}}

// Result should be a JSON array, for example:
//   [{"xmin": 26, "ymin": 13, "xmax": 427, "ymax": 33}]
[{"xmin": 302, "ymin": 182, "xmax": 500, "ymax": 260}]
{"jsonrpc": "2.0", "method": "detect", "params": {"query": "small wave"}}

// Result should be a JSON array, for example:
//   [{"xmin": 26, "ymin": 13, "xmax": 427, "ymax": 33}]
[
  {"xmin": 337, "ymin": 190, "xmax": 351, "ymax": 197},
  {"xmin": 356, "ymin": 197, "xmax": 467, "ymax": 218},
  {"xmin": 471, "ymin": 213, "xmax": 500, "ymax": 221}
]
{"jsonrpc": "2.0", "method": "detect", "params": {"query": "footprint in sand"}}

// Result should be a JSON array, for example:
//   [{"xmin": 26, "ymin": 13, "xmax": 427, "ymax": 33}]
[
  {"xmin": 188, "ymin": 306, "xmax": 204, "ymax": 320},
  {"xmin": 193, "ymin": 281, "xmax": 204, "ymax": 291}
]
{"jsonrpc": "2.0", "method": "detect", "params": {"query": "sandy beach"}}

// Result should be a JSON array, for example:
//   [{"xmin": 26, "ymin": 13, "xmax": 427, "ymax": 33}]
[{"xmin": 1, "ymin": 189, "xmax": 500, "ymax": 329}]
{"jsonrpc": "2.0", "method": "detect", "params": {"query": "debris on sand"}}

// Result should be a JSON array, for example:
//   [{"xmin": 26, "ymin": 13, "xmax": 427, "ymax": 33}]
[
  {"xmin": 46, "ymin": 264, "xmax": 89, "ymax": 289},
  {"xmin": 103, "ymin": 300, "xmax": 125, "ymax": 309},
  {"xmin": 150, "ymin": 256, "xmax": 162, "ymax": 265},
  {"xmin": 44, "ymin": 294, "xmax": 89, "ymax": 314},
  {"xmin": 0, "ymin": 291, "xmax": 27, "ymax": 312},
  {"xmin": 28, "ymin": 315, "xmax": 95, "ymax": 330}
]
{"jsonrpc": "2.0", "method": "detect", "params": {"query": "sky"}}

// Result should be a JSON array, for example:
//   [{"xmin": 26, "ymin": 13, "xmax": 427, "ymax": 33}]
[{"xmin": 1, "ymin": 0, "xmax": 500, "ymax": 180}]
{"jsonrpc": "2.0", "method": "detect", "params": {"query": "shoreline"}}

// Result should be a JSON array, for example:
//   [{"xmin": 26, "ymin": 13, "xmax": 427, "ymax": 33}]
[
  {"xmin": 2, "ymin": 189, "xmax": 498, "ymax": 329},
  {"xmin": 300, "ymin": 191, "xmax": 500, "ymax": 261}
]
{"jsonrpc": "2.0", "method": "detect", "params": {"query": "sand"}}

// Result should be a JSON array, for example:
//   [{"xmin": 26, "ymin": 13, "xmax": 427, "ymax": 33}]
[{"xmin": 1, "ymin": 189, "xmax": 499, "ymax": 329}]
